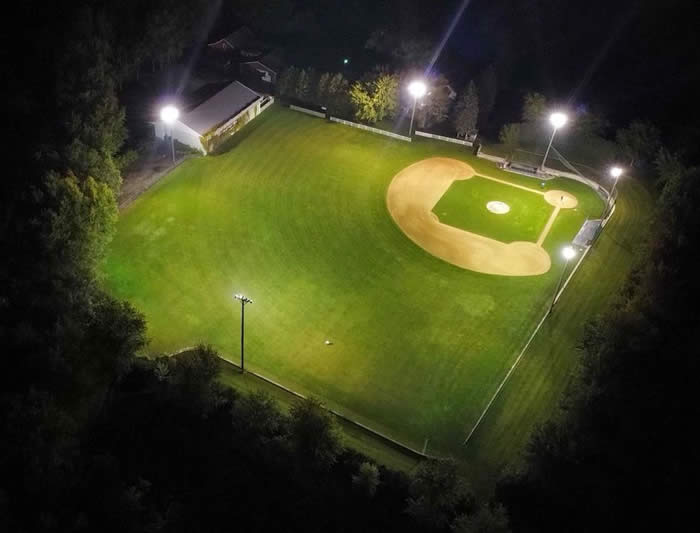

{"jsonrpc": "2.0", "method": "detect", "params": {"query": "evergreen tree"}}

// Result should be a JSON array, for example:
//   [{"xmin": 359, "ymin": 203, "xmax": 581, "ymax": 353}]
[{"xmin": 454, "ymin": 81, "xmax": 479, "ymax": 137}]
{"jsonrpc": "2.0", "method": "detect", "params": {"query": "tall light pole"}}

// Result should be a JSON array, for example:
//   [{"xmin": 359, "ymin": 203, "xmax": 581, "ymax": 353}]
[
  {"xmin": 160, "ymin": 105, "xmax": 179, "ymax": 164},
  {"xmin": 407, "ymin": 80, "xmax": 427, "ymax": 136},
  {"xmin": 549, "ymin": 245, "xmax": 577, "ymax": 314},
  {"xmin": 540, "ymin": 112, "xmax": 568, "ymax": 171},
  {"xmin": 609, "ymin": 166, "xmax": 623, "ymax": 197},
  {"xmin": 233, "ymin": 293, "xmax": 253, "ymax": 372}
]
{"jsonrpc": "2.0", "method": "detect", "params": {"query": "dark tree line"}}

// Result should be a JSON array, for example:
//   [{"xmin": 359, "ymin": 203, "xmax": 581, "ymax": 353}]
[{"xmin": 497, "ymin": 152, "xmax": 700, "ymax": 530}]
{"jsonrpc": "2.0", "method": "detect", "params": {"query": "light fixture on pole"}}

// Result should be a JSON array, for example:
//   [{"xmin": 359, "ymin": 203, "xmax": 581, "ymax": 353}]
[
  {"xmin": 549, "ymin": 245, "xmax": 576, "ymax": 314},
  {"xmin": 540, "ymin": 112, "xmax": 568, "ymax": 171},
  {"xmin": 407, "ymin": 80, "xmax": 427, "ymax": 136},
  {"xmin": 160, "ymin": 105, "xmax": 180, "ymax": 164},
  {"xmin": 609, "ymin": 166, "xmax": 623, "ymax": 197},
  {"xmin": 233, "ymin": 293, "xmax": 253, "ymax": 372}
]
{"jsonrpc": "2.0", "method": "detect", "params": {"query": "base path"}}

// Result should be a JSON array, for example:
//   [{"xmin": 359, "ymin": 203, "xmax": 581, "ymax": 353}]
[{"xmin": 386, "ymin": 158, "xmax": 553, "ymax": 276}]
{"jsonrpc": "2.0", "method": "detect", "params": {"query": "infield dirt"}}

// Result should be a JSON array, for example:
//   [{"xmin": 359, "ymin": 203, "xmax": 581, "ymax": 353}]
[{"xmin": 386, "ymin": 158, "xmax": 578, "ymax": 276}]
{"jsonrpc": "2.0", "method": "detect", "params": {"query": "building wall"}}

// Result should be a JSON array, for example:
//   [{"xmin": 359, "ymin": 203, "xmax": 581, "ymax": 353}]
[
  {"xmin": 200, "ymin": 97, "xmax": 270, "ymax": 154},
  {"xmin": 155, "ymin": 96, "xmax": 274, "ymax": 155},
  {"xmin": 154, "ymin": 121, "xmax": 205, "ymax": 154}
]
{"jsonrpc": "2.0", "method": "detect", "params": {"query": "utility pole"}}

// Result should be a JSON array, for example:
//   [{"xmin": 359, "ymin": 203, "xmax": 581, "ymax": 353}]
[{"xmin": 234, "ymin": 294, "xmax": 253, "ymax": 372}]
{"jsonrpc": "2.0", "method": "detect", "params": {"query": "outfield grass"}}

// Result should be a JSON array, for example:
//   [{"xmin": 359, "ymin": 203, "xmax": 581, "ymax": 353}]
[{"xmin": 103, "ymin": 104, "xmax": 605, "ymax": 459}]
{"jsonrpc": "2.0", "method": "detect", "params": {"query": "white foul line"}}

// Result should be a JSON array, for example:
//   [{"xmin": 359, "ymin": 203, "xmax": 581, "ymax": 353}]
[{"xmin": 463, "ymin": 245, "xmax": 590, "ymax": 446}]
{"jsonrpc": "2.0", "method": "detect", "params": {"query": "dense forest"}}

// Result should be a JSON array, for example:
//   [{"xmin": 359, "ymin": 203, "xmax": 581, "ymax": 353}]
[{"xmin": 2, "ymin": 1, "xmax": 698, "ymax": 531}]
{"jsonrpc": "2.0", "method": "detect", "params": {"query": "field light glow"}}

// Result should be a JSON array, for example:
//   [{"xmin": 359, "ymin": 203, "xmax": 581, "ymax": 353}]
[
  {"xmin": 408, "ymin": 80, "xmax": 427, "ymax": 99},
  {"xmin": 562, "ymin": 246, "xmax": 576, "ymax": 260},
  {"xmin": 160, "ymin": 105, "xmax": 179, "ymax": 124},
  {"xmin": 610, "ymin": 166, "xmax": 623, "ymax": 178},
  {"xmin": 549, "ymin": 112, "xmax": 568, "ymax": 129}
]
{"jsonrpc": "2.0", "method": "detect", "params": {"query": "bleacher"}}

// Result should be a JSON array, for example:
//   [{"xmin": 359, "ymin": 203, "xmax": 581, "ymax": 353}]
[{"xmin": 573, "ymin": 219, "xmax": 602, "ymax": 247}]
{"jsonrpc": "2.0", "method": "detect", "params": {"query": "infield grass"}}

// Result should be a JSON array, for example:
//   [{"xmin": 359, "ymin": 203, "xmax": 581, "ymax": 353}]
[
  {"xmin": 103, "ymin": 105, "xmax": 606, "ymax": 459},
  {"xmin": 433, "ymin": 177, "xmax": 550, "ymax": 243}
]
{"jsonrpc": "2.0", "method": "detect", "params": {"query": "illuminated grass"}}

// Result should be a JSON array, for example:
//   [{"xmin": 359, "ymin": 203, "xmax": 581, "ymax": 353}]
[{"xmin": 103, "ymin": 105, "xmax": 607, "ymax": 464}]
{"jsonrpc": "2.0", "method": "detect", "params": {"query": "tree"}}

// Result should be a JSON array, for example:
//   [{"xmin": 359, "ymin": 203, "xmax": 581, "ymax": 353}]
[
  {"xmin": 654, "ymin": 147, "xmax": 684, "ymax": 187},
  {"xmin": 454, "ymin": 81, "xmax": 479, "ymax": 137},
  {"xmin": 416, "ymin": 74, "xmax": 452, "ymax": 129},
  {"xmin": 57, "ymin": 8, "xmax": 127, "ymax": 191},
  {"xmin": 406, "ymin": 459, "xmax": 474, "ymax": 529},
  {"xmin": 352, "ymin": 462, "xmax": 380, "ymax": 497},
  {"xmin": 294, "ymin": 68, "xmax": 311, "ymax": 101},
  {"xmin": 326, "ymin": 72, "xmax": 351, "ymax": 116},
  {"xmin": 521, "ymin": 92, "xmax": 547, "ymax": 124},
  {"xmin": 277, "ymin": 66, "xmax": 299, "ymax": 98},
  {"xmin": 372, "ymin": 72, "xmax": 399, "ymax": 122},
  {"xmin": 349, "ymin": 72, "xmax": 399, "ymax": 124},
  {"xmin": 499, "ymin": 123, "xmax": 521, "ymax": 160},
  {"xmin": 616, "ymin": 120, "xmax": 661, "ymax": 169},
  {"xmin": 365, "ymin": 29, "xmax": 434, "ymax": 68},
  {"xmin": 44, "ymin": 172, "xmax": 118, "ymax": 282},
  {"xmin": 452, "ymin": 505, "xmax": 510, "ymax": 533},
  {"xmin": 477, "ymin": 64, "xmax": 498, "ymax": 128},
  {"xmin": 289, "ymin": 398, "xmax": 342, "ymax": 471},
  {"xmin": 316, "ymin": 72, "xmax": 331, "ymax": 103},
  {"xmin": 349, "ymin": 81, "xmax": 376, "ymax": 122}
]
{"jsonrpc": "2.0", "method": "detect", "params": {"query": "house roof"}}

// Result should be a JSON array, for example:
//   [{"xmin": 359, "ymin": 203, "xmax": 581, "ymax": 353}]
[
  {"xmin": 208, "ymin": 27, "xmax": 254, "ymax": 50},
  {"xmin": 242, "ymin": 61, "xmax": 277, "ymax": 75},
  {"xmin": 180, "ymin": 81, "xmax": 260, "ymax": 135}
]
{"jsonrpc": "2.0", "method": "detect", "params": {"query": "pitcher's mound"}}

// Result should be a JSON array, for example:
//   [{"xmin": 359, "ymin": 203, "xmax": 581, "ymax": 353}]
[{"xmin": 545, "ymin": 190, "xmax": 578, "ymax": 208}]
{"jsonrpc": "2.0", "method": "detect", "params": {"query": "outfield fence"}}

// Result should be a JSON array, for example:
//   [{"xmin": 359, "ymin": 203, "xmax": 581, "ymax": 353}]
[
  {"xmin": 463, "ymin": 242, "xmax": 592, "ymax": 446},
  {"xmin": 415, "ymin": 130, "xmax": 473, "ymax": 147},
  {"xmin": 289, "ymin": 104, "xmax": 326, "ymax": 119},
  {"xmin": 169, "ymin": 347, "xmax": 435, "ymax": 461},
  {"xmin": 329, "ymin": 117, "xmax": 412, "ymax": 142},
  {"xmin": 477, "ymin": 151, "xmax": 505, "ymax": 163}
]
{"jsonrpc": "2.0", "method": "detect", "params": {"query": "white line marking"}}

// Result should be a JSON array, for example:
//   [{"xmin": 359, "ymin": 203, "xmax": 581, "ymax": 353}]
[{"xmin": 462, "ymin": 245, "xmax": 589, "ymax": 446}]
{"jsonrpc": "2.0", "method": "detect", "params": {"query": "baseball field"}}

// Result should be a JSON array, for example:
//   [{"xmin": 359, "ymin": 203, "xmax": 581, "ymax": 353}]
[{"xmin": 103, "ymin": 105, "xmax": 650, "ymax": 482}]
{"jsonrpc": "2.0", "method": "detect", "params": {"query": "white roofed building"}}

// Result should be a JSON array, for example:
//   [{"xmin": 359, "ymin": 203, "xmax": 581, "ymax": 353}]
[{"xmin": 155, "ymin": 81, "xmax": 273, "ymax": 154}]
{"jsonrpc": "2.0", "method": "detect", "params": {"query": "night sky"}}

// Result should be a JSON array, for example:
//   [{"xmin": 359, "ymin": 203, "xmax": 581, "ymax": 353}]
[{"xmin": 443, "ymin": 0, "xmax": 700, "ymax": 152}]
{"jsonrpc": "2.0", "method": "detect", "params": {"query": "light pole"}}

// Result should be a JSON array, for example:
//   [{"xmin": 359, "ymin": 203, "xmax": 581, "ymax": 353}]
[
  {"xmin": 160, "ymin": 105, "xmax": 180, "ymax": 164},
  {"xmin": 540, "ymin": 112, "xmax": 568, "ymax": 171},
  {"xmin": 233, "ymin": 293, "xmax": 253, "ymax": 372},
  {"xmin": 407, "ymin": 80, "xmax": 427, "ymax": 136},
  {"xmin": 549, "ymin": 246, "xmax": 577, "ymax": 314},
  {"xmin": 609, "ymin": 166, "xmax": 623, "ymax": 197}
]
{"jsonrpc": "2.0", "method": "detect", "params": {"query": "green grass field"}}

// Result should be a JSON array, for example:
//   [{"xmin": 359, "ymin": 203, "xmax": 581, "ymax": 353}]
[
  {"xmin": 103, "ymin": 105, "xmax": 620, "ymax": 469},
  {"xmin": 433, "ymin": 177, "xmax": 552, "ymax": 242}
]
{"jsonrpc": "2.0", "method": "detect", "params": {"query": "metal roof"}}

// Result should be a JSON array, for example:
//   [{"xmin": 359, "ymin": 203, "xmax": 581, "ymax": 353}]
[{"xmin": 180, "ymin": 81, "xmax": 260, "ymax": 135}]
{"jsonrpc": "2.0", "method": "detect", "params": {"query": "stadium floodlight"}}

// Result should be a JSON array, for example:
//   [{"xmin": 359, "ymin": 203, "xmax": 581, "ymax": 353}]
[
  {"xmin": 233, "ymin": 293, "xmax": 253, "ymax": 372},
  {"xmin": 549, "ymin": 112, "xmax": 568, "ymax": 129},
  {"xmin": 160, "ymin": 105, "xmax": 180, "ymax": 164},
  {"xmin": 160, "ymin": 105, "xmax": 179, "ymax": 124},
  {"xmin": 550, "ymin": 245, "xmax": 577, "ymax": 314},
  {"xmin": 540, "ymin": 111, "xmax": 568, "ymax": 171},
  {"xmin": 610, "ymin": 166, "xmax": 624, "ymax": 197},
  {"xmin": 407, "ymin": 80, "xmax": 428, "ymax": 136}
]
